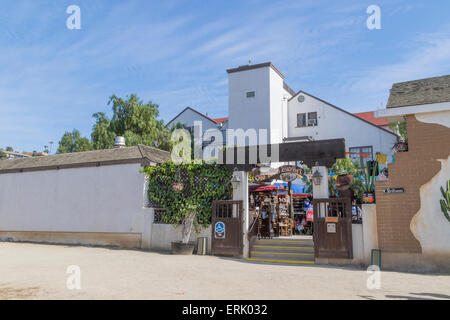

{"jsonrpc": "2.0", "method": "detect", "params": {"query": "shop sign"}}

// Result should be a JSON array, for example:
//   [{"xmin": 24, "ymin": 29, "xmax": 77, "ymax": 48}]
[
  {"xmin": 327, "ymin": 223, "xmax": 337, "ymax": 233},
  {"xmin": 252, "ymin": 165, "xmax": 304, "ymax": 183},
  {"xmin": 279, "ymin": 172, "xmax": 297, "ymax": 182},
  {"xmin": 383, "ymin": 187, "xmax": 405, "ymax": 194},
  {"xmin": 214, "ymin": 221, "xmax": 226, "ymax": 239}
]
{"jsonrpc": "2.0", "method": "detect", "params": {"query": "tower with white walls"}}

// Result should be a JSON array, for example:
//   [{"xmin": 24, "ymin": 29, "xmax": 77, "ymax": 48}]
[{"xmin": 227, "ymin": 62, "xmax": 293, "ymax": 146}]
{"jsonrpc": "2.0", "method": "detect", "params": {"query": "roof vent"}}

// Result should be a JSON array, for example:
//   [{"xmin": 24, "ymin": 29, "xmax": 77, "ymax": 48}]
[{"xmin": 114, "ymin": 136, "xmax": 126, "ymax": 148}]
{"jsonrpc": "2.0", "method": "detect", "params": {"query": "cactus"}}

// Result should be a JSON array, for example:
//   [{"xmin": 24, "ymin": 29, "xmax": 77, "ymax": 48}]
[{"xmin": 440, "ymin": 180, "xmax": 450, "ymax": 223}]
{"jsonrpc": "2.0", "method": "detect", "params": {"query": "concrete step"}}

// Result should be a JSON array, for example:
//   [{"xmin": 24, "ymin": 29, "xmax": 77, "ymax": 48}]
[
  {"xmin": 250, "ymin": 251, "xmax": 315, "ymax": 262},
  {"xmin": 252, "ymin": 244, "xmax": 314, "ymax": 254},
  {"xmin": 245, "ymin": 258, "xmax": 315, "ymax": 265},
  {"xmin": 254, "ymin": 239, "xmax": 314, "ymax": 248}
]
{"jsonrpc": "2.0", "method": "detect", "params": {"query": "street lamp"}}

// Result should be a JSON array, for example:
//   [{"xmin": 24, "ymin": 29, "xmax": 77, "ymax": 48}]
[
  {"xmin": 231, "ymin": 170, "xmax": 241, "ymax": 189},
  {"xmin": 312, "ymin": 169, "xmax": 323, "ymax": 186}
]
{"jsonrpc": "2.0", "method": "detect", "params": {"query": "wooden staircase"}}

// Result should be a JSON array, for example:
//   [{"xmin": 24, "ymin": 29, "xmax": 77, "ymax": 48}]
[{"xmin": 247, "ymin": 237, "xmax": 315, "ymax": 265}]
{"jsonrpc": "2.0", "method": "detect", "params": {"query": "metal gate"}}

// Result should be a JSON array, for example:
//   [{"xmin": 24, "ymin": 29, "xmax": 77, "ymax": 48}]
[
  {"xmin": 312, "ymin": 198, "xmax": 353, "ymax": 259},
  {"xmin": 211, "ymin": 200, "xmax": 243, "ymax": 257}
]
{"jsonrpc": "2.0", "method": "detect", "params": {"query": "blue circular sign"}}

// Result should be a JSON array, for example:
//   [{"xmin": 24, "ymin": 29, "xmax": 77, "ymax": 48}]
[{"xmin": 214, "ymin": 221, "xmax": 225, "ymax": 238}]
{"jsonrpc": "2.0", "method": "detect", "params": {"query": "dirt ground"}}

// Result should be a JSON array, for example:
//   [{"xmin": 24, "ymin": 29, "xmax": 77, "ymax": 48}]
[{"xmin": 0, "ymin": 242, "xmax": 449, "ymax": 300}]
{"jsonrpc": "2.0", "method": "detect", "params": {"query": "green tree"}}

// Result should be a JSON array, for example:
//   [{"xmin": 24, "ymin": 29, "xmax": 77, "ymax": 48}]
[
  {"xmin": 329, "ymin": 157, "xmax": 365, "ymax": 202},
  {"xmin": 57, "ymin": 129, "xmax": 93, "ymax": 154},
  {"xmin": 90, "ymin": 94, "xmax": 172, "ymax": 151},
  {"xmin": 91, "ymin": 112, "xmax": 115, "ymax": 150}
]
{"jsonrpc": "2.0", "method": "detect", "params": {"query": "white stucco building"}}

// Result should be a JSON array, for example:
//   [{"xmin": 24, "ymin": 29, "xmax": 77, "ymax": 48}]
[
  {"xmin": 169, "ymin": 62, "xmax": 397, "ymax": 165},
  {"xmin": 0, "ymin": 145, "xmax": 168, "ymax": 249}
]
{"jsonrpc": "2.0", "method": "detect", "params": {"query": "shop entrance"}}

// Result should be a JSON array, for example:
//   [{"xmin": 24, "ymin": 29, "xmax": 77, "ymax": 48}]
[
  {"xmin": 247, "ymin": 170, "xmax": 316, "ymax": 264},
  {"xmin": 215, "ymin": 138, "xmax": 348, "ymax": 263}
]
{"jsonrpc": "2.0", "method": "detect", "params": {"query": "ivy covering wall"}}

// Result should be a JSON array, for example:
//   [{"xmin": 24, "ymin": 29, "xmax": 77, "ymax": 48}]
[{"xmin": 142, "ymin": 161, "xmax": 232, "ymax": 229}]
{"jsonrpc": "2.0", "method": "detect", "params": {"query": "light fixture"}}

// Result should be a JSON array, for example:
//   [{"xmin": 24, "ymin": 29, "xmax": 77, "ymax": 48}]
[
  {"xmin": 231, "ymin": 170, "xmax": 241, "ymax": 189},
  {"xmin": 312, "ymin": 169, "xmax": 323, "ymax": 186}
]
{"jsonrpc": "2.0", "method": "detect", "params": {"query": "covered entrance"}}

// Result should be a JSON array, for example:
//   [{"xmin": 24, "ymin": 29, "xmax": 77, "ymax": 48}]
[{"xmin": 210, "ymin": 138, "xmax": 354, "ymax": 264}]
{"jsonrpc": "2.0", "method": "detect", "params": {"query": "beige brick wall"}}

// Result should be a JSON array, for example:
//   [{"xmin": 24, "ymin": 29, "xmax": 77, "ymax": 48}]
[{"xmin": 375, "ymin": 115, "xmax": 450, "ymax": 253}]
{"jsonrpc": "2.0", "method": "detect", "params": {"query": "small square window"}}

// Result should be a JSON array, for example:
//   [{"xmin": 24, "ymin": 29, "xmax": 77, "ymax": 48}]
[{"xmin": 246, "ymin": 91, "xmax": 255, "ymax": 98}]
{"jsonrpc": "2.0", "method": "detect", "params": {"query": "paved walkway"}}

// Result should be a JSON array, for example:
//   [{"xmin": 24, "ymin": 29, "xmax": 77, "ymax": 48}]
[{"xmin": 0, "ymin": 242, "xmax": 449, "ymax": 300}]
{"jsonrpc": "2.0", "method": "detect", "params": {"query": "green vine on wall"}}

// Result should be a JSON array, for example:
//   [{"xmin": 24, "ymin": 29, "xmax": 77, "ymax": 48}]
[
  {"xmin": 142, "ymin": 161, "xmax": 232, "ymax": 231},
  {"xmin": 440, "ymin": 180, "xmax": 450, "ymax": 223}
]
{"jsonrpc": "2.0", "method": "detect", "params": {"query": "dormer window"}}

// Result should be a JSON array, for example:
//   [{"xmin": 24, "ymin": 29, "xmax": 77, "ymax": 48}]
[{"xmin": 246, "ymin": 91, "xmax": 255, "ymax": 98}]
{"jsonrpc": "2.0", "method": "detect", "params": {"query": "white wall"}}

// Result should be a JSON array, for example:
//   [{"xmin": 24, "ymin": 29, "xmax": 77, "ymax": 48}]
[
  {"xmin": 0, "ymin": 163, "xmax": 151, "ymax": 235},
  {"xmin": 361, "ymin": 204, "xmax": 379, "ymax": 264},
  {"xmin": 269, "ymin": 68, "xmax": 286, "ymax": 145},
  {"xmin": 228, "ymin": 67, "xmax": 272, "ymax": 146},
  {"xmin": 352, "ymin": 224, "xmax": 364, "ymax": 263},
  {"xmin": 287, "ymin": 93, "xmax": 397, "ymax": 163},
  {"xmin": 411, "ymin": 111, "xmax": 450, "ymax": 256},
  {"xmin": 150, "ymin": 224, "xmax": 212, "ymax": 253}
]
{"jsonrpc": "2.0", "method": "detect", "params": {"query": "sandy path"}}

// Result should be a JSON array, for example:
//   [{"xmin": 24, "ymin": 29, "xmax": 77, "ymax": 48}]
[{"xmin": 0, "ymin": 242, "xmax": 449, "ymax": 300}]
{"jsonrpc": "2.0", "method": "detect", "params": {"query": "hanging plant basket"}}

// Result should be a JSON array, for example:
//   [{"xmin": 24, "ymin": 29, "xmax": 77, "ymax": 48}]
[
  {"xmin": 172, "ymin": 182, "xmax": 184, "ymax": 192},
  {"xmin": 395, "ymin": 141, "xmax": 408, "ymax": 152}
]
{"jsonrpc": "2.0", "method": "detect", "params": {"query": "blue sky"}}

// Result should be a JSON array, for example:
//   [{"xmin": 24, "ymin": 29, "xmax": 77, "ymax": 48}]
[{"xmin": 1, "ymin": 0, "xmax": 449, "ymax": 153}]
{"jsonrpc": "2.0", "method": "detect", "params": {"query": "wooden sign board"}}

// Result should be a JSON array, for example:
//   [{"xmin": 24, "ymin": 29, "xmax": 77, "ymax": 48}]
[
  {"xmin": 325, "ymin": 216, "xmax": 339, "ymax": 223},
  {"xmin": 252, "ymin": 165, "xmax": 304, "ymax": 183}
]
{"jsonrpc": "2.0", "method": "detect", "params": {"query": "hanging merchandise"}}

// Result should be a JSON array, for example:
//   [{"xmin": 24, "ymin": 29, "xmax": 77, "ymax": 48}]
[{"xmin": 376, "ymin": 153, "xmax": 387, "ymax": 165}]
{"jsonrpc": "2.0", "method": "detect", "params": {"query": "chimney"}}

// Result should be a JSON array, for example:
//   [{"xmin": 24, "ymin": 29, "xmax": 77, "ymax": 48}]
[{"xmin": 114, "ymin": 136, "xmax": 126, "ymax": 148}]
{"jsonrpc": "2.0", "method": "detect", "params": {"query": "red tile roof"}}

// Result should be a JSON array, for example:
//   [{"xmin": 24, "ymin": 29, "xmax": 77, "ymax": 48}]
[
  {"xmin": 353, "ymin": 111, "xmax": 388, "ymax": 126},
  {"xmin": 213, "ymin": 117, "xmax": 229, "ymax": 124}
]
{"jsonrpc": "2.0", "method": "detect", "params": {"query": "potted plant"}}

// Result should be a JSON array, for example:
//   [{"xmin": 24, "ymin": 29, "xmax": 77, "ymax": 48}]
[
  {"xmin": 390, "ymin": 121, "xmax": 408, "ymax": 152},
  {"xmin": 393, "ymin": 139, "xmax": 408, "ymax": 152},
  {"xmin": 171, "ymin": 202, "xmax": 198, "ymax": 255},
  {"xmin": 361, "ymin": 160, "xmax": 378, "ymax": 203},
  {"xmin": 172, "ymin": 182, "xmax": 184, "ymax": 192}
]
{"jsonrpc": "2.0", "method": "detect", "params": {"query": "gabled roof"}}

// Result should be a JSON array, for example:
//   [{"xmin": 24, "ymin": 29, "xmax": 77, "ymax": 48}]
[
  {"xmin": 167, "ymin": 106, "xmax": 218, "ymax": 127},
  {"xmin": 387, "ymin": 74, "xmax": 450, "ymax": 108},
  {"xmin": 213, "ymin": 117, "xmax": 229, "ymax": 124},
  {"xmin": 0, "ymin": 145, "xmax": 170, "ymax": 174},
  {"xmin": 289, "ymin": 90, "xmax": 396, "ymax": 136},
  {"xmin": 353, "ymin": 111, "xmax": 388, "ymax": 126}
]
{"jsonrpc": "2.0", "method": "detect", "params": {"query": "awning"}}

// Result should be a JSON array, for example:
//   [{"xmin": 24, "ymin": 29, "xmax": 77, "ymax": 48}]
[{"xmin": 249, "ymin": 184, "xmax": 286, "ymax": 192}]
